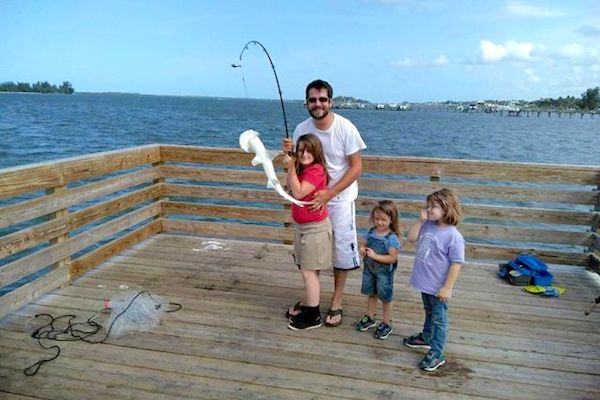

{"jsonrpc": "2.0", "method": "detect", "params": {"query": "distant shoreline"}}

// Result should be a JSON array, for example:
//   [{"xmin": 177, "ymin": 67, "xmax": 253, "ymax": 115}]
[{"xmin": 1, "ymin": 91, "xmax": 597, "ymax": 113}]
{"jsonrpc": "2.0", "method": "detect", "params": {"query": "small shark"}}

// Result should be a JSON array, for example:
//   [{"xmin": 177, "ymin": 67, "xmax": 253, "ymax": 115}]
[{"xmin": 239, "ymin": 129, "xmax": 310, "ymax": 207}]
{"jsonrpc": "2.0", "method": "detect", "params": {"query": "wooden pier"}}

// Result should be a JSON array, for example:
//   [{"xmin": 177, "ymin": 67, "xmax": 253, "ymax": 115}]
[{"xmin": 1, "ymin": 145, "xmax": 599, "ymax": 399}]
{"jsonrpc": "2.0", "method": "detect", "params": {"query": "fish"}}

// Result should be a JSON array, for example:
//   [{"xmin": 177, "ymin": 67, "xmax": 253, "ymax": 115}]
[{"xmin": 239, "ymin": 129, "xmax": 310, "ymax": 207}]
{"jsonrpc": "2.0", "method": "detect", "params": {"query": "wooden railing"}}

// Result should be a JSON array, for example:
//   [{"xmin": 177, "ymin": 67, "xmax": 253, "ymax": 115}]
[
  {"xmin": 0, "ymin": 145, "xmax": 164, "ymax": 317},
  {"xmin": 1, "ymin": 144, "xmax": 599, "ymax": 318}
]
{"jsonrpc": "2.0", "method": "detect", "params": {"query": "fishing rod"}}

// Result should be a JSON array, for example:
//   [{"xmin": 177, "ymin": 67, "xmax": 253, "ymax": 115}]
[{"xmin": 231, "ymin": 40, "xmax": 290, "ymax": 138}]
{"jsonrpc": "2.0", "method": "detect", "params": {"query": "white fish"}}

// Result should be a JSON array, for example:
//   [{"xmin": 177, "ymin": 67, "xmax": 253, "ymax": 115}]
[{"xmin": 239, "ymin": 130, "xmax": 310, "ymax": 207}]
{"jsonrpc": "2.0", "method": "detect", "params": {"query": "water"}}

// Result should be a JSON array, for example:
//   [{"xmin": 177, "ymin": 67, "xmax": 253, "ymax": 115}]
[{"xmin": 1, "ymin": 92, "xmax": 599, "ymax": 170}]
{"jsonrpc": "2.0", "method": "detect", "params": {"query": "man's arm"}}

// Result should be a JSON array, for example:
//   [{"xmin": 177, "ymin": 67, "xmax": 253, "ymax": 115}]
[{"xmin": 311, "ymin": 152, "xmax": 362, "ymax": 209}]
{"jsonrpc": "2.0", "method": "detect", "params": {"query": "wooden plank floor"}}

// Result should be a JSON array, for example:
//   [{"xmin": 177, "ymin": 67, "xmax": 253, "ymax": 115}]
[{"xmin": 1, "ymin": 233, "xmax": 599, "ymax": 399}]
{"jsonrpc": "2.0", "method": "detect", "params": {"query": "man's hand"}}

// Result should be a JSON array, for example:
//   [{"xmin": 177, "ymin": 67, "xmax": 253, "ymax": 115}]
[
  {"xmin": 309, "ymin": 189, "xmax": 333, "ymax": 212},
  {"xmin": 282, "ymin": 138, "xmax": 294, "ymax": 154},
  {"xmin": 284, "ymin": 153, "xmax": 295, "ymax": 168}
]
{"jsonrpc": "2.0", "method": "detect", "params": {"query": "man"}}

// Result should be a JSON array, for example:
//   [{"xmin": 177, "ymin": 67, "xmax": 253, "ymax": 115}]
[{"xmin": 283, "ymin": 79, "xmax": 367, "ymax": 327}]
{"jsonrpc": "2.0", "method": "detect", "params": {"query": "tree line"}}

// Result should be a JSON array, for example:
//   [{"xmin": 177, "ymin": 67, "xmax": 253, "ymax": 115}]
[
  {"xmin": 531, "ymin": 86, "xmax": 599, "ymax": 111},
  {"xmin": 0, "ymin": 81, "xmax": 75, "ymax": 94}
]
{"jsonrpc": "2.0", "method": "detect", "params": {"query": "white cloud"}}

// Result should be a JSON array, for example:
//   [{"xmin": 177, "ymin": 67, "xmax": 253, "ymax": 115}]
[
  {"xmin": 505, "ymin": 1, "xmax": 567, "ymax": 18},
  {"xmin": 394, "ymin": 55, "xmax": 449, "ymax": 68},
  {"xmin": 559, "ymin": 43, "xmax": 586, "ymax": 58},
  {"xmin": 480, "ymin": 41, "xmax": 507, "ymax": 62},
  {"xmin": 434, "ymin": 55, "xmax": 449, "ymax": 65},
  {"xmin": 524, "ymin": 68, "xmax": 540, "ymax": 83},
  {"xmin": 480, "ymin": 40, "xmax": 533, "ymax": 62}
]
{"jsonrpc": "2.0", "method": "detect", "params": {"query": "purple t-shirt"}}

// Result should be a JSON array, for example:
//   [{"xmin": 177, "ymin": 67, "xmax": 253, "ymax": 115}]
[{"xmin": 410, "ymin": 220, "xmax": 465, "ymax": 296}]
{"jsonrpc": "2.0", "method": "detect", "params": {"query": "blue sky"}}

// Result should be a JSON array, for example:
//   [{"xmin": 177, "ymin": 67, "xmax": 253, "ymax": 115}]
[{"xmin": 1, "ymin": 0, "xmax": 599, "ymax": 102}]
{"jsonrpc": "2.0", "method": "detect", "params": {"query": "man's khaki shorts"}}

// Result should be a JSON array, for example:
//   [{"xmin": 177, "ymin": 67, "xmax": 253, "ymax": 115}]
[{"xmin": 293, "ymin": 218, "xmax": 332, "ymax": 271}]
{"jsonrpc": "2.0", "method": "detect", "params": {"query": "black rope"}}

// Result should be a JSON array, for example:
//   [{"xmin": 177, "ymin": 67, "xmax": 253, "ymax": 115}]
[{"xmin": 24, "ymin": 290, "xmax": 182, "ymax": 376}]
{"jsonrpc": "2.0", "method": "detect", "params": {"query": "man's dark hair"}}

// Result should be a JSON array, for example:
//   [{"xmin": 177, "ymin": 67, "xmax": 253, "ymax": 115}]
[{"xmin": 305, "ymin": 79, "xmax": 333, "ymax": 99}]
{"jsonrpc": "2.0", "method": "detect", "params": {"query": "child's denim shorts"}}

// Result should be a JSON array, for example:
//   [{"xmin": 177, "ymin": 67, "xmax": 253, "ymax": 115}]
[{"xmin": 360, "ymin": 262, "xmax": 397, "ymax": 303}]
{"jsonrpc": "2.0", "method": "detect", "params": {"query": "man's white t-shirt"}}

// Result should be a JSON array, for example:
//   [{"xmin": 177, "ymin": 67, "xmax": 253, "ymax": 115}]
[{"xmin": 293, "ymin": 113, "xmax": 367, "ymax": 204}]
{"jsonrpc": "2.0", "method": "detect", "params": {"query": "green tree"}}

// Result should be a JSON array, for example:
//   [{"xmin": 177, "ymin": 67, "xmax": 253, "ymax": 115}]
[
  {"xmin": 58, "ymin": 81, "xmax": 74, "ymax": 94},
  {"xmin": 579, "ymin": 87, "xmax": 599, "ymax": 110}
]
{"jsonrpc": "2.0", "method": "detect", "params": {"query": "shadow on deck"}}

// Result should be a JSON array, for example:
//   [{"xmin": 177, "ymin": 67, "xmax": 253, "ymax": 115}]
[{"xmin": 1, "ymin": 234, "xmax": 599, "ymax": 400}]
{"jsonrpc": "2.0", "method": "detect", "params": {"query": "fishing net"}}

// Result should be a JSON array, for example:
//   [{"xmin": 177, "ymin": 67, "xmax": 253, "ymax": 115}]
[{"xmin": 104, "ymin": 290, "xmax": 168, "ymax": 338}]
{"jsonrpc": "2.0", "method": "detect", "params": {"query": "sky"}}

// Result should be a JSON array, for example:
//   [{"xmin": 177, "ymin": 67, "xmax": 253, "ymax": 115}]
[{"xmin": 1, "ymin": 0, "xmax": 599, "ymax": 102}]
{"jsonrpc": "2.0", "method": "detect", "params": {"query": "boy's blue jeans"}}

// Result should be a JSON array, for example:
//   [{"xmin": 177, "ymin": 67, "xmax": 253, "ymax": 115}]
[{"xmin": 421, "ymin": 292, "xmax": 448, "ymax": 356}]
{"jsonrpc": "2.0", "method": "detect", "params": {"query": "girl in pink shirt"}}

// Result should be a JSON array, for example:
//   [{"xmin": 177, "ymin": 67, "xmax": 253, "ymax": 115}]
[{"xmin": 285, "ymin": 134, "xmax": 332, "ymax": 330}]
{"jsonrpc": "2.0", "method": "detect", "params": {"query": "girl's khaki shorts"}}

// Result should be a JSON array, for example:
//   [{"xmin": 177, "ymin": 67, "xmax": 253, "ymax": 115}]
[{"xmin": 293, "ymin": 218, "xmax": 332, "ymax": 271}]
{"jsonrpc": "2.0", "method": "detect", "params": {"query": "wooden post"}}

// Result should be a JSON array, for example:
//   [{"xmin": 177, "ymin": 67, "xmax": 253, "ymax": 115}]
[
  {"xmin": 152, "ymin": 161, "xmax": 166, "ymax": 231},
  {"xmin": 46, "ymin": 185, "xmax": 71, "ymax": 276}
]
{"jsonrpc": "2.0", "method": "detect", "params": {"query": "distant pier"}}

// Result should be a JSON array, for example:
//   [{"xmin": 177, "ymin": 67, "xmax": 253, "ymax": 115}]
[
  {"xmin": 332, "ymin": 102, "xmax": 597, "ymax": 118},
  {"xmin": 414, "ymin": 105, "xmax": 597, "ymax": 118}
]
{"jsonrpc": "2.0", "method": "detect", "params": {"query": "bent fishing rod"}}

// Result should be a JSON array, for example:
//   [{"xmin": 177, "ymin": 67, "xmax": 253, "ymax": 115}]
[{"xmin": 231, "ymin": 40, "xmax": 290, "ymax": 139}]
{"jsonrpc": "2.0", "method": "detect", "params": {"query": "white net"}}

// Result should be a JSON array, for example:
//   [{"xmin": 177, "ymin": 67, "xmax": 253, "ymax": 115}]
[{"xmin": 104, "ymin": 290, "xmax": 167, "ymax": 338}]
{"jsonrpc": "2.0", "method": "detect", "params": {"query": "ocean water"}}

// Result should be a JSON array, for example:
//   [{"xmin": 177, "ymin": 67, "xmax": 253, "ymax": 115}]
[{"xmin": 1, "ymin": 92, "xmax": 599, "ymax": 170}]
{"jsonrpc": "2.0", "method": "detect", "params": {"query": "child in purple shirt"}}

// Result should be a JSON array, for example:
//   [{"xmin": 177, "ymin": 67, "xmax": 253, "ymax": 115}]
[{"xmin": 403, "ymin": 188, "xmax": 465, "ymax": 372}]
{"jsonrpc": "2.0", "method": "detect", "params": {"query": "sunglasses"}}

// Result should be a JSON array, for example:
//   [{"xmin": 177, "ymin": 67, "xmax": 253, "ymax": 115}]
[{"xmin": 307, "ymin": 97, "xmax": 330, "ymax": 104}]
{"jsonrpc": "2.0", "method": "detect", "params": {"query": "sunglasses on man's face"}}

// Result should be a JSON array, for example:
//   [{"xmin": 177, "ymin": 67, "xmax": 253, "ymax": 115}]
[{"xmin": 307, "ymin": 97, "xmax": 330, "ymax": 104}]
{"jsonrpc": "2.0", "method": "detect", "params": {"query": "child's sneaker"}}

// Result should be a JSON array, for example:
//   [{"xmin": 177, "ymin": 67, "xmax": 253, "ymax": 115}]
[
  {"xmin": 402, "ymin": 332, "xmax": 431, "ymax": 349},
  {"xmin": 374, "ymin": 322, "xmax": 392, "ymax": 340},
  {"xmin": 419, "ymin": 351, "xmax": 446, "ymax": 372},
  {"xmin": 355, "ymin": 315, "xmax": 377, "ymax": 331},
  {"xmin": 288, "ymin": 310, "xmax": 322, "ymax": 331}
]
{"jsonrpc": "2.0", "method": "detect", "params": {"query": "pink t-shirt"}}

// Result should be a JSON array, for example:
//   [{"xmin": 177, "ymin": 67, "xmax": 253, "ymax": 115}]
[{"xmin": 291, "ymin": 163, "xmax": 329, "ymax": 224}]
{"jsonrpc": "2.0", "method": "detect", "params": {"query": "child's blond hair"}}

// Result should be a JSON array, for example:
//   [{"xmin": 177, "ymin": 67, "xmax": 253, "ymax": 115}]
[
  {"xmin": 426, "ymin": 188, "xmax": 462, "ymax": 226},
  {"xmin": 369, "ymin": 200, "xmax": 400, "ymax": 236}
]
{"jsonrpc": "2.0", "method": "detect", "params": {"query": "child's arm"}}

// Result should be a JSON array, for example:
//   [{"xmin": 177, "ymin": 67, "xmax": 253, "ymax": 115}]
[
  {"xmin": 437, "ymin": 262, "xmax": 462, "ymax": 301},
  {"xmin": 364, "ymin": 247, "xmax": 398, "ymax": 264},
  {"xmin": 358, "ymin": 236, "xmax": 367, "ymax": 257},
  {"xmin": 285, "ymin": 156, "xmax": 316, "ymax": 199},
  {"xmin": 407, "ymin": 210, "xmax": 427, "ymax": 243}
]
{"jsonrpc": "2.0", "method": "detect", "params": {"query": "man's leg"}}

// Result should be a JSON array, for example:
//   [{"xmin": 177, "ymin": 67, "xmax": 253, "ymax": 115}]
[{"xmin": 325, "ymin": 202, "xmax": 359, "ymax": 325}]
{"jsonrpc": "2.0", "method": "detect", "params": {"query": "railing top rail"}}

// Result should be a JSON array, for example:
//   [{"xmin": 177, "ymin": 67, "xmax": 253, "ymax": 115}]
[
  {"xmin": 160, "ymin": 145, "xmax": 600, "ymax": 185},
  {"xmin": 0, "ymin": 144, "xmax": 161, "ymax": 200}
]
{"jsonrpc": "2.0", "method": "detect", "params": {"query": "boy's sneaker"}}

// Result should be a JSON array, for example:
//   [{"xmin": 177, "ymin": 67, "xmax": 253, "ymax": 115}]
[
  {"xmin": 402, "ymin": 332, "xmax": 431, "ymax": 349},
  {"xmin": 355, "ymin": 315, "xmax": 377, "ymax": 331},
  {"xmin": 288, "ymin": 312, "xmax": 322, "ymax": 331},
  {"xmin": 419, "ymin": 351, "xmax": 446, "ymax": 372},
  {"xmin": 374, "ymin": 322, "xmax": 392, "ymax": 340}
]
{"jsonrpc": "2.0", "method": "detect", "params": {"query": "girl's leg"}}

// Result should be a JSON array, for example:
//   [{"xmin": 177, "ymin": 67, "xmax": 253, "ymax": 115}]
[
  {"xmin": 428, "ymin": 296, "xmax": 448, "ymax": 355},
  {"xmin": 367, "ymin": 295, "xmax": 377, "ymax": 318},
  {"xmin": 421, "ymin": 293, "xmax": 434, "ymax": 342},
  {"xmin": 382, "ymin": 301, "xmax": 392, "ymax": 325},
  {"xmin": 301, "ymin": 270, "xmax": 320, "ymax": 307}
]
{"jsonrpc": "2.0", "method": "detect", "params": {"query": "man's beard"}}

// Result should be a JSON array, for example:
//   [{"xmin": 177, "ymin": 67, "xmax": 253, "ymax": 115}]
[{"xmin": 309, "ymin": 107, "xmax": 329, "ymax": 120}]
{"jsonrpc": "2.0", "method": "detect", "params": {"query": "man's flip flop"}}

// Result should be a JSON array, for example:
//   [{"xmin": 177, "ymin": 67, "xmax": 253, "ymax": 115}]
[{"xmin": 324, "ymin": 308, "xmax": 343, "ymax": 327}]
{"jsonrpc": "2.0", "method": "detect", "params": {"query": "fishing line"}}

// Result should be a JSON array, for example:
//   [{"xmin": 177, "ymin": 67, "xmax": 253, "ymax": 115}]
[
  {"xmin": 231, "ymin": 40, "xmax": 290, "ymax": 139},
  {"xmin": 23, "ymin": 290, "xmax": 182, "ymax": 376}
]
